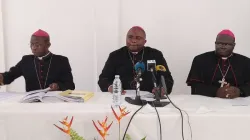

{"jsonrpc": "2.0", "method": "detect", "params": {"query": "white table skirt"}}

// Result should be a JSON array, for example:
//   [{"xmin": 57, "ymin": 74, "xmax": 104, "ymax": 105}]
[{"xmin": 0, "ymin": 90, "xmax": 250, "ymax": 140}]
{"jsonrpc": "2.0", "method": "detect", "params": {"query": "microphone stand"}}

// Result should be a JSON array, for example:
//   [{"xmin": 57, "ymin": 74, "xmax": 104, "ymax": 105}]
[
  {"xmin": 150, "ymin": 84, "xmax": 169, "ymax": 107},
  {"xmin": 125, "ymin": 73, "xmax": 147, "ymax": 106},
  {"xmin": 154, "ymin": 82, "xmax": 167, "ymax": 100},
  {"xmin": 148, "ymin": 69, "xmax": 169, "ymax": 107}
]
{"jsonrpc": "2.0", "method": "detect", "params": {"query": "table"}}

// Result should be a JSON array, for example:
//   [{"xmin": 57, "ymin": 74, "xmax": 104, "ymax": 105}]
[{"xmin": 0, "ymin": 90, "xmax": 250, "ymax": 140}]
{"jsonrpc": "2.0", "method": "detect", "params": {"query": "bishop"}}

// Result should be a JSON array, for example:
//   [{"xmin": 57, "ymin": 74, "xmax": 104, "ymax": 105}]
[
  {"xmin": 0, "ymin": 29, "xmax": 75, "ymax": 92},
  {"xmin": 186, "ymin": 29, "xmax": 250, "ymax": 98}
]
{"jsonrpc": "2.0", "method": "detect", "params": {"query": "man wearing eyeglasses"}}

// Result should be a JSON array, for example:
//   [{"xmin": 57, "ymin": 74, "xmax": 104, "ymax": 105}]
[
  {"xmin": 186, "ymin": 29, "xmax": 250, "ymax": 98},
  {"xmin": 0, "ymin": 29, "xmax": 75, "ymax": 92}
]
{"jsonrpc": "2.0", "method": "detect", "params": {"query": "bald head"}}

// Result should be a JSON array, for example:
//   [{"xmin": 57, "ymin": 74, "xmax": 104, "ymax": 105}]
[
  {"xmin": 126, "ymin": 26, "xmax": 147, "ymax": 52},
  {"xmin": 129, "ymin": 26, "xmax": 146, "ymax": 38}
]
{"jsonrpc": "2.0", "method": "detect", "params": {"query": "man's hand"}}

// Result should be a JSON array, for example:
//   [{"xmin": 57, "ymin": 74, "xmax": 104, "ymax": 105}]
[
  {"xmin": 225, "ymin": 86, "xmax": 240, "ymax": 99},
  {"xmin": 49, "ymin": 83, "xmax": 59, "ymax": 91},
  {"xmin": 216, "ymin": 86, "xmax": 228, "ymax": 98},
  {"xmin": 0, "ymin": 74, "xmax": 3, "ymax": 85},
  {"xmin": 108, "ymin": 85, "xmax": 126, "ymax": 95},
  {"xmin": 216, "ymin": 84, "xmax": 240, "ymax": 99},
  {"xmin": 152, "ymin": 87, "xmax": 166, "ymax": 96}
]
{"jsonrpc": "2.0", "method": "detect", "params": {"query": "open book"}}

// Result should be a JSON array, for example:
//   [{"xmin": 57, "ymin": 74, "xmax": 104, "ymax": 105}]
[{"xmin": 20, "ymin": 88, "xmax": 94, "ymax": 103}]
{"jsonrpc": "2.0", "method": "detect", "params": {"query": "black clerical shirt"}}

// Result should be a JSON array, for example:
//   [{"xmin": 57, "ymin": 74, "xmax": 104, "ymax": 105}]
[
  {"xmin": 2, "ymin": 53, "xmax": 75, "ymax": 92},
  {"xmin": 98, "ymin": 46, "xmax": 174, "ymax": 94},
  {"xmin": 187, "ymin": 51, "xmax": 250, "ymax": 97}
]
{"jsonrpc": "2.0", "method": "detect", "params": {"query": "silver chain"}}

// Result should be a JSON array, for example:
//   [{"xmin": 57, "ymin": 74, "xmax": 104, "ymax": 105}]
[
  {"xmin": 218, "ymin": 60, "xmax": 230, "ymax": 79},
  {"xmin": 34, "ymin": 55, "xmax": 53, "ymax": 89},
  {"xmin": 128, "ymin": 48, "xmax": 145, "ymax": 66},
  {"xmin": 128, "ymin": 48, "xmax": 145, "ymax": 88}
]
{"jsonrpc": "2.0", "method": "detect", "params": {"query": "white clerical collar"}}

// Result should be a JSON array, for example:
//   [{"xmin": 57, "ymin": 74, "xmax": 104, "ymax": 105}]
[
  {"xmin": 37, "ymin": 52, "xmax": 51, "ymax": 60},
  {"xmin": 221, "ymin": 53, "xmax": 233, "ymax": 60},
  {"xmin": 129, "ymin": 48, "xmax": 144, "ymax": 55}
]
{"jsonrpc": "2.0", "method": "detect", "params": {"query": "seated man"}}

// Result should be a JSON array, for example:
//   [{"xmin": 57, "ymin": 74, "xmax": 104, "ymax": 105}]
[
  {"xmin": 98, "ymin": 26, "xmax": 174, "ymax": 94},
  {"xmin": 0, "ymin": 29, "xmax": 75, "ymax": 92},
  {"xmin": 186, "ymin": 29, "xmax": 250, "ymax": 98}
]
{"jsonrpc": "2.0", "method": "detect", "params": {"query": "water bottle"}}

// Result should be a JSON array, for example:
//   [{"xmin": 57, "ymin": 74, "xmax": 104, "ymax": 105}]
[{"xmin": 112, "ymin": 75, "xmax": 122, "ymax": 106}]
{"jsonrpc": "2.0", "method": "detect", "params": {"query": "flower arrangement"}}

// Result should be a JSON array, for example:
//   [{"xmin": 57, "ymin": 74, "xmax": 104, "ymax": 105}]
[{"xmin": 54, "ymin": 106, "xmax": 146, "ymax": 140}]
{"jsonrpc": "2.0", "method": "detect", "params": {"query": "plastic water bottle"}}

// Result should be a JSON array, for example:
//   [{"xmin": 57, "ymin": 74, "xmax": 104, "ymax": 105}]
[{"xmin": 112, "ymin": 75, "xmax": 122, "ymax": 106}]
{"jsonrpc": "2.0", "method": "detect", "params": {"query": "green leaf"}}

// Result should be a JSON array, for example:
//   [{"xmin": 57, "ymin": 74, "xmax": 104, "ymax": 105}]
[
  {"xmin": 141, "ymin": 136, "xmax": 146, "ymax": 140},
  {"xmin": 125, "ymin": 134, "xmax": 132, "ymax": 140},
  {"xmin": 70, "ymin": 128, "xmax": 85, "ymax": 140}
]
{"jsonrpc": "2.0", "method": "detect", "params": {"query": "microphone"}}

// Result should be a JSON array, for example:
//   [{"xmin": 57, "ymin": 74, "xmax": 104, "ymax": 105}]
[
  {"xmin": 124, "ymin": 62, "xmax": 147, "ymax": 106},
  {"xmin": 134, "ymin": 62, "xmax": 145, "ymax": 81},
  {"xmin": 156, "ymin": 65, "xmax": 166, "ymax": 72},
  {"xmin": 155, "ymin": 65, "xmax": 173, "ymax": 95},
  {"xmin": 147, "ymin": 60, "xmax": 156, "ymax": 71},
  {"xmin": 147, "ymin": 60, "xmax": 157, "ymax": 88},
  {"xmin": 148, "ymin": 64, "xmax": 170, "ymax": 107},
  {"xmin": 156, "ymin": 65, "xmax": 168, "ymax": 77},
  {"xmin": 155, "ymin": 65, "xmax": 168, "ymax": 95}
]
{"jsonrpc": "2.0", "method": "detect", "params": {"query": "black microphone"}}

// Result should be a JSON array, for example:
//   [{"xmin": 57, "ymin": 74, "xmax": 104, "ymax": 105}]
[
  {"xmin": 156, "ymin": 65, "xmax": 173, "ymax": 95},
  {"xmin": 148, "ymin": 64, "xmax": 170, "ymax": 107},
  {"xmin": 147, "ymin": 60, "xmax": 157, "ymax": 87},
  {"xmin": 156, "ymin": 65, "xmax": 167, "ymax": 93}
]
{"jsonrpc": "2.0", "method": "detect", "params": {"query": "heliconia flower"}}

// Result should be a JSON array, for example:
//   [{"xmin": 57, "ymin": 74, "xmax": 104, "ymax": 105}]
[
  {"xmin": 111, "ymin": 106, "xmax": 130, "ymax": 122},
  {"xmin": 92, "ymin": 116, "xmax": 113, "ymax": 140},
  {"xmin": 54, "ymin": 116, "xmax": 74, "ymax": 135}
]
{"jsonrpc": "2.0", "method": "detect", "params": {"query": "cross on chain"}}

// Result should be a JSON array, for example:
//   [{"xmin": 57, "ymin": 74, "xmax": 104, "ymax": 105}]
[{"xmin": 218, "ymin": 78, "xmax": 228, "ymax": 87}]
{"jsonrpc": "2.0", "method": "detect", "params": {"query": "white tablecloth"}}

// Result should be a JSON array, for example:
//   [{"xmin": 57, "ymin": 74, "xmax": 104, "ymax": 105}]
[{"xmin": 0, "ymin": 90, "xmax": 250, "ymax": 140}]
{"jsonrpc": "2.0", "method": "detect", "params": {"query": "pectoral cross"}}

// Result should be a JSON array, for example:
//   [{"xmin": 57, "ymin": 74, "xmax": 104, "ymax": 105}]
[{"xmin": 219, "ymin": 78, "xmax": 227, "ymax": 87}]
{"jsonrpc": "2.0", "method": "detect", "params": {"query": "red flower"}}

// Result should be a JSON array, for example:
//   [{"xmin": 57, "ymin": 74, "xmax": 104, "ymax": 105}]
[
  {"xmin": 111, "ymin": 106, "xmax": 130, "ymax": 122},
  {"xmin": 92, "ymin": 116, "xmax": 113, "ymax": 140},
  {"xmin": 54, "ymin": 116, "xmax": 74, "ymax": 135}
]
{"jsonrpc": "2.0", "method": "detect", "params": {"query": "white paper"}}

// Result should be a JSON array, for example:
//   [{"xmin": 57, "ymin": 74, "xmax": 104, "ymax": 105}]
[
  {"xmin": 125, "ymin": 90, "xmax": 155, "ymax": 101},
  {"xmin": 20, "ymin": 88, "xmax": 84, "ymax": 103},
  {"xmin": 20, "ymin": 88, "xmax": 50, "ymax": 103},
  {"xmin": 42, "ymin": 92, "xmax": 84, "ymax": 103}
]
